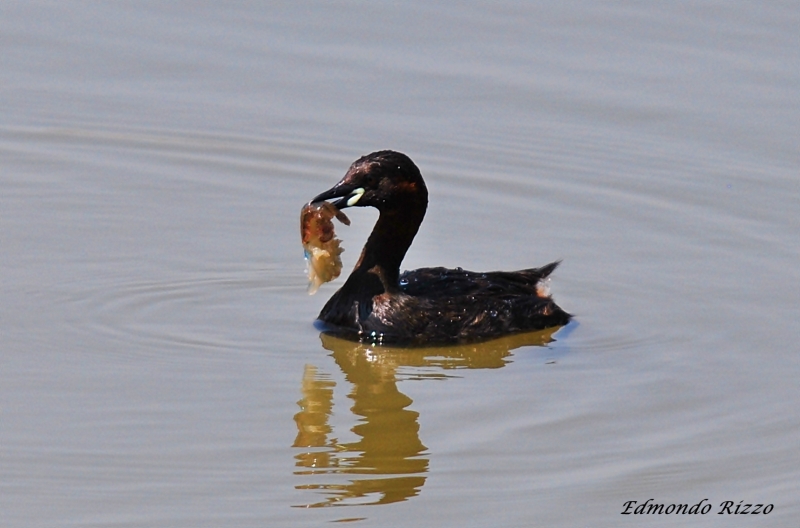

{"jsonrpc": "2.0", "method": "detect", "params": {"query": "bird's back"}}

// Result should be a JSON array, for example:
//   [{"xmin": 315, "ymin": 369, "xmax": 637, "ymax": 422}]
[{"xmin": 356, "ymin": 261, "xmax": 570, "ymax": 344}]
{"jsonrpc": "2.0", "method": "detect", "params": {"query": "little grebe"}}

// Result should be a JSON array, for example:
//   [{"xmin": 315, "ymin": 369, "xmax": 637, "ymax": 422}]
[{"xmin": 308, "ymin": 150, "xmax": 570, "ymax": 345}]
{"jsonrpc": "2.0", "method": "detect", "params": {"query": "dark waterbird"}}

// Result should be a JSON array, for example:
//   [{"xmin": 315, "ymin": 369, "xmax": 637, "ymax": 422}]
[{"xmin": 309, "ymin": 150, "xmax": 570, "ymax": 345}]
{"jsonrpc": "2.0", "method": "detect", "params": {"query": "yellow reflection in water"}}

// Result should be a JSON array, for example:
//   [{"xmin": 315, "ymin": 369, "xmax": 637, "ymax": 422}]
[{"xmin": 292, "ymin": 328, "xmax": 560, "ymax": 509}]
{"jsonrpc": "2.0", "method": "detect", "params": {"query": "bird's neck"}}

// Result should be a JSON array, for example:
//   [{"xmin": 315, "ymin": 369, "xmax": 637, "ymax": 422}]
[
  {"xmin": 352, "ymin": 205, "xmax": 425, "ymax": 291},
  {"xmin": 317, "ymin": 194, "xmax": 427, "ymax": 330}
]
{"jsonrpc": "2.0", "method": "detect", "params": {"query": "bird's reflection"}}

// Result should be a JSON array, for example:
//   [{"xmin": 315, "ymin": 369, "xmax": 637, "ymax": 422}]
[{"xmin": 292, "ymin": 327, "xmax": 561, "ymax": 508}]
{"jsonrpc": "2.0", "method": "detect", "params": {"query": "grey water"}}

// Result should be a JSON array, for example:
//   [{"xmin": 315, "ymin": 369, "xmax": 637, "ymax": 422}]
[{"xmin": 2, "ymin": 2, "xmax": 799, "ymax": 527}]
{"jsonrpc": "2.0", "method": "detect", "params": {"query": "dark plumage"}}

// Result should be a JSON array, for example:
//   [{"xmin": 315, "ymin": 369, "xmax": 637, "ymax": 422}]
[{"xmin": 309, "ymin": 150, "xmax": 570, "ymax": 345}]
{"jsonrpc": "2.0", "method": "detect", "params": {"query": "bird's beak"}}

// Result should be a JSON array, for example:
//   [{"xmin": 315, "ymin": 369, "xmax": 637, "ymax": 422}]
[{"xmin": 310, "ymin": 183, "xmax": 366, "ymax": 209}]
